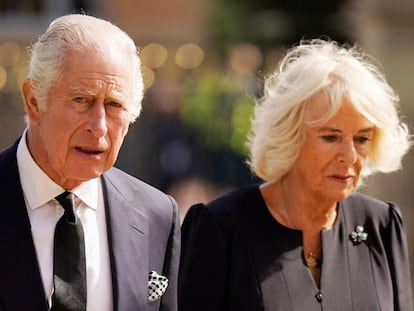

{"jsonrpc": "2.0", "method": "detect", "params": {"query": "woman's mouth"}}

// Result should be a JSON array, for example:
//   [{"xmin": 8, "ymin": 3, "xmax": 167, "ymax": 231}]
[{"xmin": 328, "ymin": 175, "xmax": 354, "ymax": 183}]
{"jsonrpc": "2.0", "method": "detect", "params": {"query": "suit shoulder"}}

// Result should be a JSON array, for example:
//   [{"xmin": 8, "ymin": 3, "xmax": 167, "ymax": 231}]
[
  {"xmin": 105, "ymin": 167, "xmax": 168, "ymax": 197},
  {"xmin": 103, "ymin": 167, "xmax": 177, "ymax": 216},
  {"xmin": 0, "ymin": 140, "xmax": 19, "ymax": 169}
]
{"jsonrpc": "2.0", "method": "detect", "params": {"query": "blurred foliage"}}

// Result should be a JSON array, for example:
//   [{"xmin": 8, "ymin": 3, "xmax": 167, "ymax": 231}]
[
  {"xmin": 180, "ymin": 68, "xmax": 255, "ymax": 157},
  {"xmin": 209, "ymin": 0, "xmax": 350, "ymax": 54}
]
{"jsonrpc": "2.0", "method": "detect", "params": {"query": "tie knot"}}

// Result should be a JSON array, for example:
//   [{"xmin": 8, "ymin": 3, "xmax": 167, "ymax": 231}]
[{"xmin": 55, "ymin": 191, "xmax": 77, "ymax": 224}]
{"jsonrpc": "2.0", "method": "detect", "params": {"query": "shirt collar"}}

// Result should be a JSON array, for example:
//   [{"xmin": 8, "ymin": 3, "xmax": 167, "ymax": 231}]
[{"xmin": 17, "ymin": 129, "xmax": 98, "ymax": 210}]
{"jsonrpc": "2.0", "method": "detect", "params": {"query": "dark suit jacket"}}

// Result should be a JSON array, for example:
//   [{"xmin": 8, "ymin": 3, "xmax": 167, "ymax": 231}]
[
  {"xmin": 0, "ymin": 139, "xmax": 180, "ymax": 311},
  {"xmin": 179, "ymin": 185, "xmax": 413, "ymax": 311}
]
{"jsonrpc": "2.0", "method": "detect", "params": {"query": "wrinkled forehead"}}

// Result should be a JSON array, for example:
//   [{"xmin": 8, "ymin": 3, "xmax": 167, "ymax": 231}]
[
  {"xmin": 304, "ymin": 91, "xmax": 337, "ymax": 124},
  {"xmin": 304, "ymin": 92, "xmax": 374, "ymax": 133}
]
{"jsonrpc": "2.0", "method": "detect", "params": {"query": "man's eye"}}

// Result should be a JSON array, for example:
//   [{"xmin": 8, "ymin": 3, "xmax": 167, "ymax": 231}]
[
  {"xmin": 108, "ymin": 101, "xmax": 122, "ymax": 108},
  {"xmin": 73, "ymin": 97, "xmax": 87, "ymax": 103}
]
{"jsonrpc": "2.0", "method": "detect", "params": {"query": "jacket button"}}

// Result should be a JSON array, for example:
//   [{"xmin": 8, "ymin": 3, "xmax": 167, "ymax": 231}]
[{"xmin": 315, "ymin": 291, "xmax": 323, "ymax": 303}]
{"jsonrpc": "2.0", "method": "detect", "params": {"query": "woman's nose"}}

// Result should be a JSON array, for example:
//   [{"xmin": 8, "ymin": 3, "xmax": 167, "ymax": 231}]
[{"xmin": 337, "ymin": 140, "xmax": 357, "ymax": 164}]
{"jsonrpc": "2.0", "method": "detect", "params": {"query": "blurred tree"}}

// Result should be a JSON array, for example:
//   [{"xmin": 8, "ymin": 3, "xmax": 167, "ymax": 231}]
[
  {"xmin": 180, "ymin": 69, "xmax": 255, "ymax": 156},
  {"xmin": 210, "ymin": 0, "xmax": 351, "ymax": 54}
]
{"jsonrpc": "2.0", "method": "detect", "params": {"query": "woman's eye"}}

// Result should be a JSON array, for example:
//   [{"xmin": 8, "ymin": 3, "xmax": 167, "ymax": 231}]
[
  {"xmin": 322, "ymin": 135, "xmax": 338, "ymax": 142},
  {"xmin": 355, "ymin": 136, "xmax": 370, "ymax": 144}
]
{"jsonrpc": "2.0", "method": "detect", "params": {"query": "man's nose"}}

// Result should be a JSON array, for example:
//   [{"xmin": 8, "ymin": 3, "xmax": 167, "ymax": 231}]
[{"xmin": 86, "ymin": 102, "xmax": 108, "ymax": 138}]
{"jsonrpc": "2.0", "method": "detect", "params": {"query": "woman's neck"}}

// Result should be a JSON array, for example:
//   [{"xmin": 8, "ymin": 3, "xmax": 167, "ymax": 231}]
[
  {"xmin": 260, "ymin": 178, "xmax": 338, "ymax": 231},
  {"xmin": 260, "ymin": 178, "xmax": 339, "ymax": 288}
]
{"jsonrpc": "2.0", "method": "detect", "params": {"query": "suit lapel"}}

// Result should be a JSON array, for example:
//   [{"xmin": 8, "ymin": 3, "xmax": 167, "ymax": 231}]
[
  {"xmin": 0, "ymin": 140, "xmax": 48, "ymax": 310},
  {"xmin": 102, "ymin": 170, "xmax": 149, "ymax": 311}
]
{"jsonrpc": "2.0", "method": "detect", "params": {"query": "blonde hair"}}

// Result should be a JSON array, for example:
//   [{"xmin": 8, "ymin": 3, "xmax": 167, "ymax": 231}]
[{"xmin": 247, "ymin": 39, "xmax": 412, "ymax": 183}]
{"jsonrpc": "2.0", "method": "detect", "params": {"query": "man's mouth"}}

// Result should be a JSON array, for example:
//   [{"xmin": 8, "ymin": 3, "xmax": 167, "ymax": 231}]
[{"xmin": 76, "ymin": 147, "xmax": 103, "ymax": 155}]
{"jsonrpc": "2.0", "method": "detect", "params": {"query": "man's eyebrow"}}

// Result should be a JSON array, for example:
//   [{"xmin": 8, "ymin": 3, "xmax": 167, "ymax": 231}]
[
  {"xmin": 110, "ymin": 90, "xmax": 128, "ymax": 102},
  {"xmin": 67, "ymin": 86, "xmax": 95, "ymax": 95},
  {"xmin": 67, "ymin": 87, "xmax": 127, "ymax": 102}
]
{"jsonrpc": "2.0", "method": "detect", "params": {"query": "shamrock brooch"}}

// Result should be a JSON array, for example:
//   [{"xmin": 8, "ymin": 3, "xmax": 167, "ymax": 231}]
[{"xmin": 350, "ymin": 225, "xmax": 368, "ymax": 244}]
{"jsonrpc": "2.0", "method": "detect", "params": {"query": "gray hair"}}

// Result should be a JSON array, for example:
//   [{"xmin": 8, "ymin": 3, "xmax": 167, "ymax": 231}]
[
  {"xmin": 247, "ymin": 39, "xmax": 412, "ymax": 184},
  {"xmin": 26, "ymin": 14, "xmax": 143, "ymax": 123}
]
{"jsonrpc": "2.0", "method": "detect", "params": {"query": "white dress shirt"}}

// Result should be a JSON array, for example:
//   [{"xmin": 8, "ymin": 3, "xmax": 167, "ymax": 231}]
[{"xmin": 16, "ymin": 131, "xmax": 113, "ymax": 310}]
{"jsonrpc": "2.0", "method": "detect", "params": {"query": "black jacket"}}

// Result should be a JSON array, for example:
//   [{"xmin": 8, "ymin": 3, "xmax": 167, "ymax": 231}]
[{"xmin": 179, "ymin": 185, "xmax": 413, "ymax": 311}]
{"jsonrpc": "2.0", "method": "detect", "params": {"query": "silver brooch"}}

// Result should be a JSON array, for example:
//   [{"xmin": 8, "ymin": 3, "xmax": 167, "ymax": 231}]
[{"xmin": 350, "ymin": 225, "xmax": 368, "ymax": 243}]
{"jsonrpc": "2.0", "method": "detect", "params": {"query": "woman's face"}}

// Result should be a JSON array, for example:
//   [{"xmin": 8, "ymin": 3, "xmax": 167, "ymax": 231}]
[{"xmin": 287, "ymin": 95, "xmax": 374, "ymax": 203}]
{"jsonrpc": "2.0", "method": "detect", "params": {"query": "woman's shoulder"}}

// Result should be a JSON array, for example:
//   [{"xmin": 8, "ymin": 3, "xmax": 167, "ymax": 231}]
[
  {"xmin": 210, "ymin": 184, "xmax": 262, "ymax": 206},
  {"xmin": 183, "ymin": 184, "xmax": 264, "ymax": 227},
  {"xmin": 343, "ymin": 192, "xmax": 403, "ymax": 225},
  {"xmin": 194, "ymin": 184, "xmax": 262, "ymax": 212}
]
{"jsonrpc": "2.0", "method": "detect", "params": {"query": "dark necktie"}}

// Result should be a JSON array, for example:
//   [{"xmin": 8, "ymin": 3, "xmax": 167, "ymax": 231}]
[{"xmin": 51, "ymin": 191, "xmax": 87, "ymax": 311}]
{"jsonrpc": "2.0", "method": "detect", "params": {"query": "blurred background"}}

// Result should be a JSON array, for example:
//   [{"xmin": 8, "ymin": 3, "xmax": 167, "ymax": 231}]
[{"xmin": 1, "ymin": 0, "xmax": 414, "ymax": 294}]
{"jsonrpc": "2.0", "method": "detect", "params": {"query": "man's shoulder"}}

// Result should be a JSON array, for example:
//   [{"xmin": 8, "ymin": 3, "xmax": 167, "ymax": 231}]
[
  {"xmin": 104, "ymin": 167, "xmax": 169, "ymax": 197},
  {"xmin": 0, "ymin": 139, "xmax": 19, "ymax": 161},
  {"xmin": 0, "ymin": 139, "xmax": 20, "ymax": 178},
  {"xmin": 102, "ymin": 167, "xmax": 176, "ymax": 214}
]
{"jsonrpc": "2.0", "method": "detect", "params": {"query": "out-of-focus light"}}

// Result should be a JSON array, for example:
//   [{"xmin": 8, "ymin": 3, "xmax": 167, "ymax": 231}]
[
  {"xmin": 228, "ymin": 43, "xmax": 263, "ymax": 74},
  {"xmin": 11, "ymin": 64, "xmax": 27, "ymax": 88},
  {"xmin": 140, "ymin": 43, "xmax": 168, "ymax": 69},
  {"xmin": 141, "ymin": 65, "xmax": 155, "ymax": 90},
  {"xmin": 175, "ymin": 43, "xmax": 204, "ymax": 69},
  {"xmin": 0, "ymin": 43, "xmax": 21, "ymax": 67},
  {"xmin": 0, "ymin": 66, "xmax": 7, "ymax": 90}
]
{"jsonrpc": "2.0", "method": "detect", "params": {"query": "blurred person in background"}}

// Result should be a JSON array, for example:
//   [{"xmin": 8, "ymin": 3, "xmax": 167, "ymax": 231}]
[
  {"xmin": 178, "ymin": 39, "xmax": 413, "ymax": 311},
  {"xmin": 0, "ymin": 14, "xmax": 179, "ymax": 311}
]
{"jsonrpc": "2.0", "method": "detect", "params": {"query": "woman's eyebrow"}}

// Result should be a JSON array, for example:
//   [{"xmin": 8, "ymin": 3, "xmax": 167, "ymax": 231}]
[{"xmin": 317, "ymin": 127, "xmax": 375, "ymax": 133}]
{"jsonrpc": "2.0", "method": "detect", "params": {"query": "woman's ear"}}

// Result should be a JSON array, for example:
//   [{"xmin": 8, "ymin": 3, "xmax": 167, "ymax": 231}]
[{"xmin": 21, "ymin": 79, "xmax": 41, "ymax": 126}]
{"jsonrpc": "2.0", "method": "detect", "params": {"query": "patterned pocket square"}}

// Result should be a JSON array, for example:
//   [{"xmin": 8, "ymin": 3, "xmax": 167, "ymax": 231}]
[{"xmin": 148, "ymin": 271, "xmax": 169, "ymax": 302}]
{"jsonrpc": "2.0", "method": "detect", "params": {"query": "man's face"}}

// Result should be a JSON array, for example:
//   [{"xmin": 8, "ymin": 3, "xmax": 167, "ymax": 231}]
[{"xmin": 24, "ymin": 49, "xmax": 136, "ymax": 189}]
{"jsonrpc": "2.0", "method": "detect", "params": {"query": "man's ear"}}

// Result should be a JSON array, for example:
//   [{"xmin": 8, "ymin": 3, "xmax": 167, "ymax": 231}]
[{"xmin": 21, "ymin": 79, "xmax": 41, "ymax": 126}]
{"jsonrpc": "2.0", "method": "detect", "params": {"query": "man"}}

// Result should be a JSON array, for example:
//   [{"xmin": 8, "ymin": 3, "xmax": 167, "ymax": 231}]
[{"xmin": 0, "ymin": 14, "xmax": 180, "ymax": 311}]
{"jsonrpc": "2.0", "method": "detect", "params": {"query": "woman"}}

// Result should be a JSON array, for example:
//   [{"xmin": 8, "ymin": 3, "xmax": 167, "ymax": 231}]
[{"xmin": 178, "ymin": 39, "xmax": 413, "ymax": 310}]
